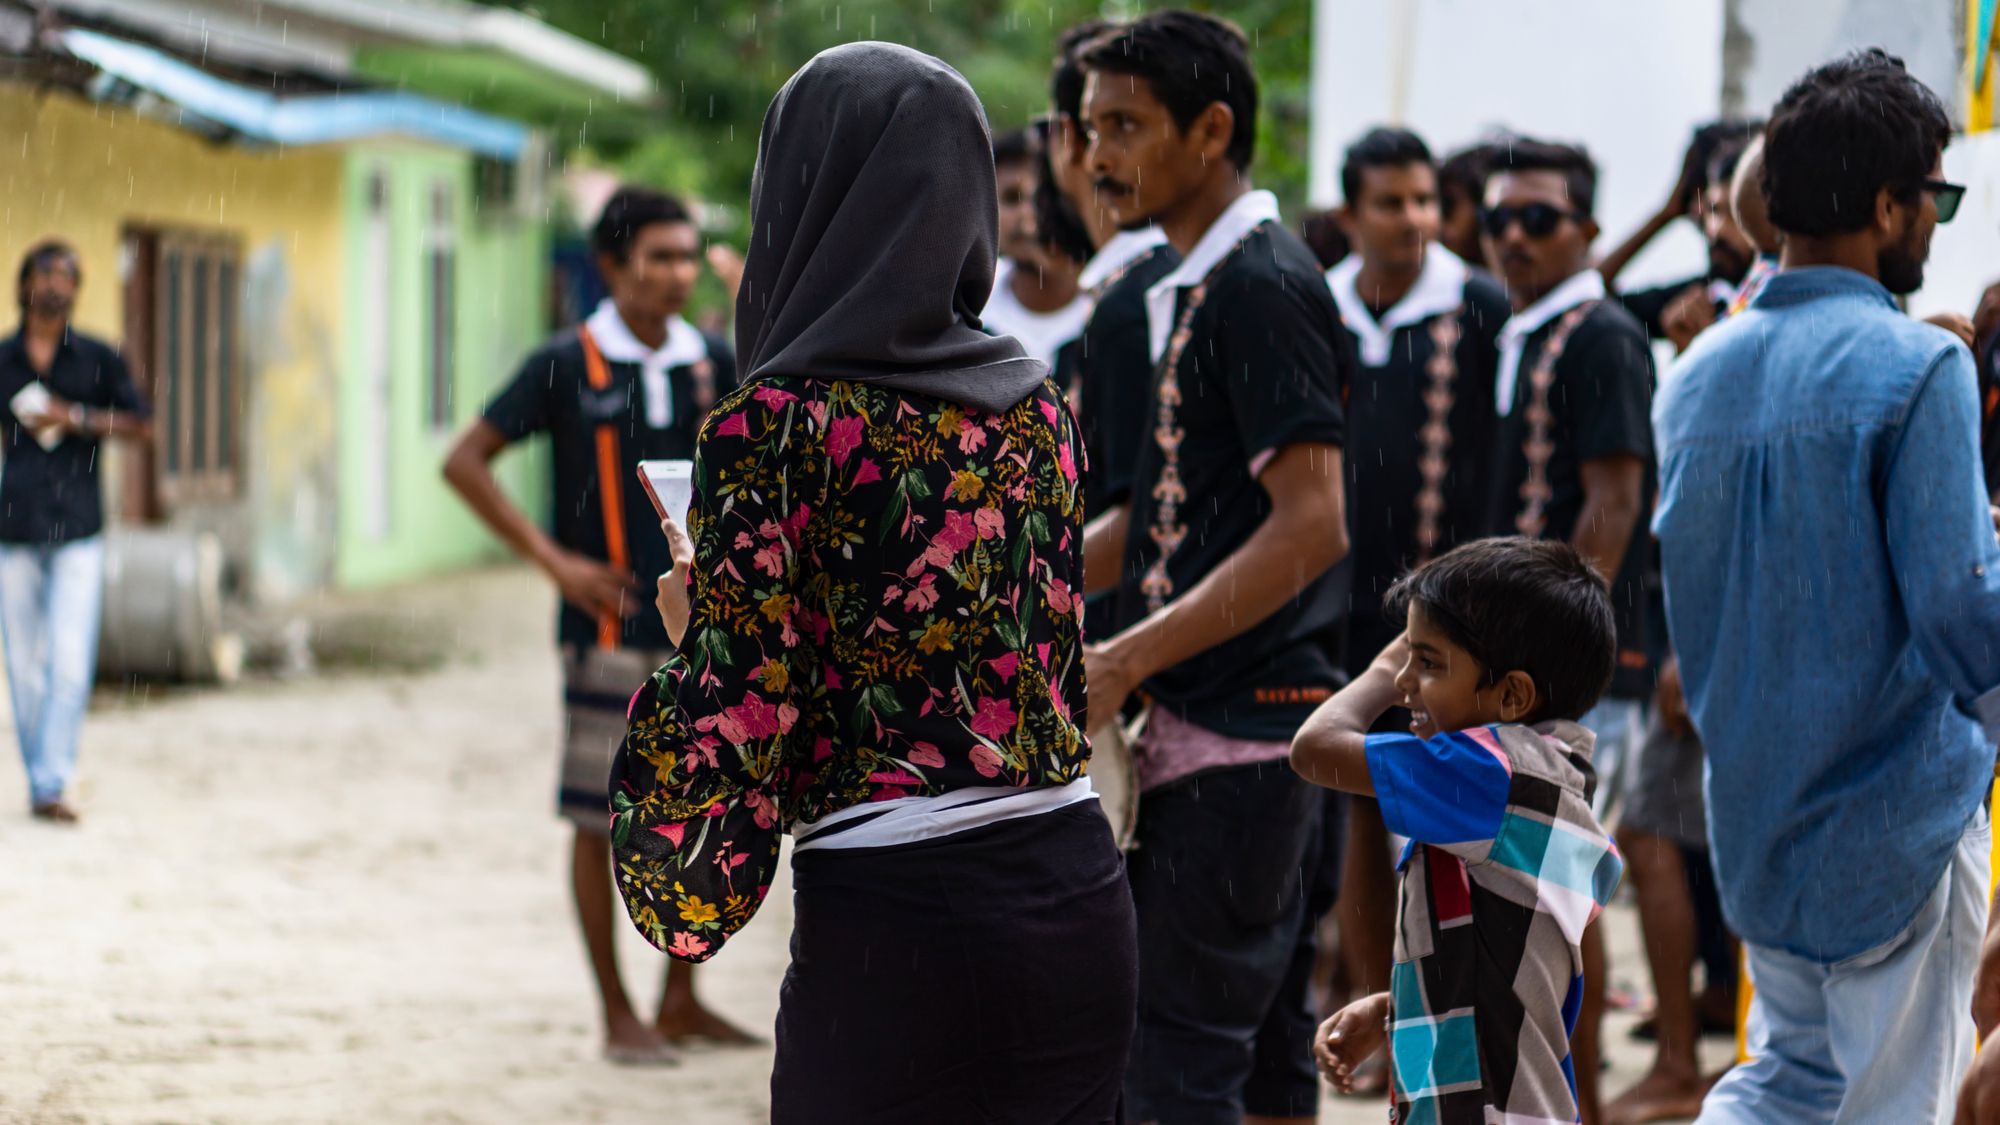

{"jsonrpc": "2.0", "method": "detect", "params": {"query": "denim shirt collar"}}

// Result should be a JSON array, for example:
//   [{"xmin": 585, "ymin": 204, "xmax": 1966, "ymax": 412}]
[{"xmin": 1747, "ymin": 265, "xmax": 1899, "ymax": 312}]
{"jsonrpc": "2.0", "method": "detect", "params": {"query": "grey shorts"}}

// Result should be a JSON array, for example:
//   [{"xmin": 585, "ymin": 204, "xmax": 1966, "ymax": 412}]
[
  {"xmin": 559, "ymin": 645, "xmax": 669, "ymax": 836},
  {"xmin": 1620, "ymin": 707, "xmax": 1708, "ymax": 847}
]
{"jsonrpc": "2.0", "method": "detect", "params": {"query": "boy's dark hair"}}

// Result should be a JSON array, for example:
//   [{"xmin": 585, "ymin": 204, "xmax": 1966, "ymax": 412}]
[
  {"xmin": 1763, "ymin": 49, "xmax": 1950, "ymax": 238},
  {"xmin": 18, "ymin": 240, "xmax": 79, "ymax": 313},
  {"xmin": 1386, "ymin": 536, "xmax": 1616, "ymax": 723},
  {"xmin": 1079, "ymin": 10, "xmax": 1259, "ymax": 170},
  {"xmin": 993, "ymin": 125, "xmax": 1036, "ymax": 169},
  {"xmin": 1032, "ymin": 117, "xmax": 1096, "ymax": 264},
  {"xmin": 1437, "ymin": 142, "xmax": 1497, "ymax": 220},
  {"xmin": 1341, "ymin": 127, "xmax": 1434, "ymax": 207},
  {"xmin": 1050, "ymin": 18, "xmax": 1118, "ymax": 128},
  {"xmin": 1486, "ymin": 137, "xmax": 1599, "ymax": 217},
  {"xmin": 590, "ymin": 188, "xmax": 692, "ymax": 266}
]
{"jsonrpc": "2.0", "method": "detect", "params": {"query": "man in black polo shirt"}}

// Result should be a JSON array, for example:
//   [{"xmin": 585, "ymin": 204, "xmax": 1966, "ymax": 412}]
[
  {"xmin": 1482, "ymin": 139, "xmax": 1654, "ymax": 1123},
  {"xmin": 1039, "ymin": 16, "xmax": 1181, "ymax": 638},
  {"xmin": 0, "ymin": 241, "xmax": 150, "ymax": 824},
  {"xmin": 1078, "ymin": 13, "xmax": 1351, "ymax": 1123},
  {"xmin": 1598, "ymin": 119, "xmax": 1761, "ymax": 344},
  {"xmin": 443, "ymin": 188, "xmax": 747, "ymax": 1063}
]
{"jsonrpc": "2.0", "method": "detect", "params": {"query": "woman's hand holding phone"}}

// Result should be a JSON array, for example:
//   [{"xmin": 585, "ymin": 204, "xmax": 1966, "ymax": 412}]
[{"xmin": 655, "ymin": 517, "xmax": 697, "ymax": 647}]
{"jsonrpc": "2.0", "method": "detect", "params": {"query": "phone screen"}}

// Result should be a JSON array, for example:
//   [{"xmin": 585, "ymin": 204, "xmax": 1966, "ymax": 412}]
[{"xmin": 636, "ymin": 460, "xmax": 696, "ymax": 527}]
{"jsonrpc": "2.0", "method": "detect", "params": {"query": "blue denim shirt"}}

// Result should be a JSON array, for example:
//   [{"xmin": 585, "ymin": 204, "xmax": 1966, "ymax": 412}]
[{"xmin": 1653, "ymin": 266, "xmax": 2000, "ymax": 962}]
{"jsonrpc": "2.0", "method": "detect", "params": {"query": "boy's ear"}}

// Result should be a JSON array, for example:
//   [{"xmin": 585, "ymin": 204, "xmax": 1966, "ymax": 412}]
[{"xmin": 1495, "ymin": 670, "xmax": 1539, "ymax": 723}]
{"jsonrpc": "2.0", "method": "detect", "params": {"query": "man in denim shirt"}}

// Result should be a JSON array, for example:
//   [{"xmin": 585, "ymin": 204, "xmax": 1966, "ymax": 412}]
[{"xmin": 1654, "ymin": 51, "xmax": 2000, "ymax": 1123}]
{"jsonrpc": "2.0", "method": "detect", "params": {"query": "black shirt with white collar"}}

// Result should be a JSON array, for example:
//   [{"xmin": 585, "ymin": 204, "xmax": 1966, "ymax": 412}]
[
  {"xmin": 0, "ymin": 327, "xmax": 149, "ymax": 546},
  {"xmin": 1114, "ymin": 197, "xmax": 1352, "ymax": 741},
  {"xmin": 1328, "ymin": 250, "xmax": 1509, "ymax": 676},
  {"xmin": 482, "ymin": 314, "xmax": 736, "ymax": 652}
]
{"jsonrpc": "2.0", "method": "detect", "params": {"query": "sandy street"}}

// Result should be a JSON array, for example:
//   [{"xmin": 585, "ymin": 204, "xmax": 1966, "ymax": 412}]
[{"xmin": 0, "ymin": 566, "xmax": 1718, "ymax": 1124}]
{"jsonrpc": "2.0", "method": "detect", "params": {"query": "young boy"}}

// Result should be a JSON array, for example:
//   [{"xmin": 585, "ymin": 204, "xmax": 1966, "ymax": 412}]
[{"xmin": 1290, "ymin": 536, "xmax": 1623, "ymax": 1125}]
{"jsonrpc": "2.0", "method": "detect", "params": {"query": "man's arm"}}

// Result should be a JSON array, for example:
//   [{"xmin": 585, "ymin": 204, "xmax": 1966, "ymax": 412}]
[
  {"xmin": 442, "ymin": 420, "xmax": 632, "ymax": 621},
  {"xmin": 1573, "ymin": 454, "xmax": 1645, "ymax": 578},
  {"xmin": 1084, "ymin": 441, "xmax": 1347, "ymax": 718},
  {"xmin": 1082, "ymin": 504, "xmax": 1129, "ymax": 595},
  {"xmin": 1598, "ymin": 138, "xmax": 1702, "ymax": 287},
  {"xmin": 1882, "ymin": 346, "xmax": 2000, "ymax": 740}
]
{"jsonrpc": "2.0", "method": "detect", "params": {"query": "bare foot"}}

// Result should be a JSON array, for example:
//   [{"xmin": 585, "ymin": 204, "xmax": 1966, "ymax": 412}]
[
  {"xmin": 604, "ymin": 1011, "xmax": 678, "ymax": 1066},
  {"xmin": 656, "ymin": 995, "xmax": 762, "ymax": 1047},
  {"xmin": 1605, "ymin": 1068, "xmax": 1708, "ymax": 1125}
]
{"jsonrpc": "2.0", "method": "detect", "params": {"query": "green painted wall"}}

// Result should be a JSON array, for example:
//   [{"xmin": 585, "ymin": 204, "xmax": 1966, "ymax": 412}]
[{"xmin": 336, "ymin": 142, "xmax": 551, "ymax": 589}]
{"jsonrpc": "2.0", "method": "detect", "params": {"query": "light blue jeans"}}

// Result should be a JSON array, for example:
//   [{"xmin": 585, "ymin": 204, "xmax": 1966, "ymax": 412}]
[
  {"xmin": 1697, "ymin": 812, "xmax": 1990, "ymax": 1124},
  {"xmin": 1581, "ymin": 696, "xmax": 1644, "ymax": 822},
  {"xmin": 0, "ymin": 537, "xmax": 105, "ymax": 806}
]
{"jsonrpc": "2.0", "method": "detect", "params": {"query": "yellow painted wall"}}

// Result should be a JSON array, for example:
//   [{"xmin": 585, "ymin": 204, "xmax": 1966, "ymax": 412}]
[{"xmin": 0, "ymin": 85, "xmax": 347, "ymax": 599}]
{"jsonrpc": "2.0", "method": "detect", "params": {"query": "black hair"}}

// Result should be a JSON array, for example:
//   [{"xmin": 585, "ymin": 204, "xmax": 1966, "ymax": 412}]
[
  {"xmin": 1031, "ymin": 117, "xmax": 1096, "ymax": 264},
  {"xmin": 993, "ymin": 125, "xmax": 1036, "ymax": 169},
  {"xmin": 1684, "ymin": 118, "xmax": 1760, "ymax": 193},
  {"xmin": 1437, "ymin": 143, "xmax": 1497, "ymax": 220},
  {"xmin": 16, "ymin": 240, "xmax": 79, "ymax": 314},
  {"xmin": 1051, "ymin": 18, "xmax": 1118, "ymax": 127},
  {"xmin": 1297, "ymin": 209, "xmax": 1350, "ymax": 270},
  {"xmin": 1707, "ymin": 129, "xmax": 1759, "ymax": 192},
  {"xmin": 1385, "ymin": 536, "xmax": 1616, "ymax": 723},
  {"xmin": 1763, "ymin": 49, "xmax": 1950, "ymax": 237},
  {"xmin": 590, "ymin": 187, "xmax": 693, "ymax": 266},
  {"xmin": 1485, "ymin": 137, "xmax": 1599, "ymax": 217},
  {"xmin": 1079, "ymin": 10, "xmax": 1259, "ymax": 171},
  {"xmin": 1340, "ymin": 126, "xmax": 1435, "ymax": 207}
]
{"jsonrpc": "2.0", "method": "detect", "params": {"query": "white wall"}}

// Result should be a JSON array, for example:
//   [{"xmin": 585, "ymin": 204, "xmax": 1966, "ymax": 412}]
[
  {"xmin": 1733, "ymin": 0, "xmax": 1962, "ymax": 123},
  {"xmin": 1309, "ymin": 0, "xmax": 1726, "ymax": 288}
]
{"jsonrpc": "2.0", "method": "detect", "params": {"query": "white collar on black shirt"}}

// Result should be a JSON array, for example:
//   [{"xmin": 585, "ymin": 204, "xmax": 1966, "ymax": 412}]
[
  {"xmin": 1325, "ymin": 244, "xmax": 1471, "ymax": 367},
  {"xmin": 1079, "ymin": 227, "xmax": 1167, "ymax": 293},
  {"xmin": 1494, "ymin": 268, "xmax": 1605, "ymax": 417},
  {"xmin": 1146, "ymin": 189, "xmax": 1282, "ymax": 362},
  {"xmin": 584, "ymin": 299, "xmax": 709, "ymax": 428}
]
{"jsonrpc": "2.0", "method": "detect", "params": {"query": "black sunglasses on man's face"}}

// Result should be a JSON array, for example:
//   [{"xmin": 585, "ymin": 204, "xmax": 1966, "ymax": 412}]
[
  {"xmin": 1921, "ymin": 178, "xmax": 1965, "ymax": 224},
  {"xmin": 1480, "ymin": 202, "xmax": 1586, "ymax": 240}
]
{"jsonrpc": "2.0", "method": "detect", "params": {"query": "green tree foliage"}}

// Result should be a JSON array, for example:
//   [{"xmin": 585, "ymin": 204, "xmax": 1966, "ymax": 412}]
[{"xmin": 513, "ymin": 1, "xmax": 1314, "ymax": 232}]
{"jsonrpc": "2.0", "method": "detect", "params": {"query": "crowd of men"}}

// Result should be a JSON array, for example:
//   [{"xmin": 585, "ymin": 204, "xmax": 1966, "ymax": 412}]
[
  {"xmin": 400, "ymin": 8, "xmax": 2000, "ymax": 1124},
  {"xmin": 983, "ymin": 13, "xmax": 2000, "ymax": 1125}
]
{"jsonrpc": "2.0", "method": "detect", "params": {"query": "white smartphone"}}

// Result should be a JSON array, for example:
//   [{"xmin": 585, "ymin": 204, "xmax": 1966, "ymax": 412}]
[
  {"xmin": 636, "ymin": 459, "xmax": 695, "ymax": 528},
  {"xmin": 9, "ymin": 383, "xmax": 62, "ymax": 450}
]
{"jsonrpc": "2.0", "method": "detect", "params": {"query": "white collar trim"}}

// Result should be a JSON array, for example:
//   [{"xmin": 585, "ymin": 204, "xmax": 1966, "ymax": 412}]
[
  {"xmin": 1146, "ymin": 189, "xmax": 1281, "ymax": 361},
  {"xmin": 1326, "ymin": 244, "xmax": 1471, "ymax": 367},
  {"xmin": 1079, "ymin": 227, "xmax": 1167, "ymax": 292},
  {"xmin": 1494, "ymin": 269, "xmax": 1606, "ymax": 416},
  {"xmin": 584, "ymin": 299, "xmax": 709, "ymax": 428}
]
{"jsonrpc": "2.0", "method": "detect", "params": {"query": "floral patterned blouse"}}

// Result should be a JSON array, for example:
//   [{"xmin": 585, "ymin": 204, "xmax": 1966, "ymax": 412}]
[{"xmin": 609, "ymin": 376, "xmax": 1091, "ymax": 961}]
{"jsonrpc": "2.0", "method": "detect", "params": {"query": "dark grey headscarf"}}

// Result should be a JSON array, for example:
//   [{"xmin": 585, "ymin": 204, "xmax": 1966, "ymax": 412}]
[{"xmin": 733, "ymin": 42, "xmax": 1048, "ymax": 414}]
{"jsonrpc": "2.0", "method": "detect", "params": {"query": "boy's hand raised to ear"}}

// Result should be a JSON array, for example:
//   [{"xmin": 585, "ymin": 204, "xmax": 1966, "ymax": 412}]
[{"xmin": 1289, "ymin": 632, "xmax": 1408, "ymax": 796}]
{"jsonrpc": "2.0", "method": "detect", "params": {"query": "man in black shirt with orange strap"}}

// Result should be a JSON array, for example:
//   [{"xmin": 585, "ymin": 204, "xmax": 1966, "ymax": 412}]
[{"xmin": 444, "ymin": 188, "xmax": 749, "ymax": 1064}]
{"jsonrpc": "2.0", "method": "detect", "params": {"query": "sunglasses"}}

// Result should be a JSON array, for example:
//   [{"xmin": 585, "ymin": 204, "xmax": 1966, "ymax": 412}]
[
  {"xmin": 1921, "ymin": 178, "xmax": 1965, "ymax": 224},
  {"xmin": 1480, "ymin": 202, "xmax": 1586, "ymax": 239}
]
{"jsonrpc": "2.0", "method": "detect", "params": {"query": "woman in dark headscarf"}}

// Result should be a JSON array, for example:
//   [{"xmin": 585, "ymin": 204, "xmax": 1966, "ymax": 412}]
[{"xmin": 608, "ymin": 42, "xmax": 1135, "ymax": 1124}]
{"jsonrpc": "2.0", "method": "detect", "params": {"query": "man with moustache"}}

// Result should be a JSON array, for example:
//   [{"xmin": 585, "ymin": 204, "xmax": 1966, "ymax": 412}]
[
  {"xmin": 1077, "ymin": 11, "xmax": 1351, "ymax": 1123},
  {"xmin": 1655, "ymin": 52, "xmax": 1999, "ymax": 1122},
  {"xmin": 1598, "ymin": 121, "xmax": 1760, "ymax": 344},
  {"xmin": 985, "ymin": 125, "xmax": 1091, "ymax": 381}
]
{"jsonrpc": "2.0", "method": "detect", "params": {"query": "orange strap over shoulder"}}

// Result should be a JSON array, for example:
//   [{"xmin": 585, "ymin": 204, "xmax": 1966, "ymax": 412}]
[{"xmin": 579, "ymin": 326, "xmax": 629, "ymax": 650}]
